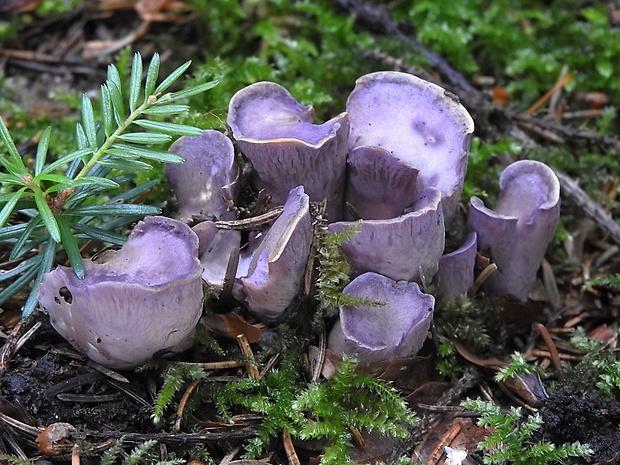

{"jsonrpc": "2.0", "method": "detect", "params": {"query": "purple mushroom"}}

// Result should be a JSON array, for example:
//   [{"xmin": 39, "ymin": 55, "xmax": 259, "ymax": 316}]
[
  {"xmin": 346, "ymin": 71, "xmax": 474, "ymax": 222},
  {"xmin": 435, "ymin": 231, "xmax": 478, "ymax": 298},
  {"xmin": 227, "ymin": 82, "xmax": 349, "ymax": 220},
  {"xmin": 233, "ymin": 186, "xmax": 313, "ymax": 320},
  {"xmin": 39, "ymin": 216, "xmax": 204, "ymax": 369},
  {"xmin": 469, "ymin": 160, "xmax": 561, "ymax": 301},
  {"xmin": 328, "ymin": 187, "xmax": 445, "ymax": 283},
  {"xmin": 192, "ymin": 221, "xmax": 241, "ymax": 291},
  {"xmin": 344, "ymin": 146, "xmax": 419, "ymax": 220},
  {"xmin": 166, "ymin": 130, "xmax": 239, "ymax": 220},
  {"xmin": 327, "ymin": 272, "xmax": 434, "ymax": 364}
]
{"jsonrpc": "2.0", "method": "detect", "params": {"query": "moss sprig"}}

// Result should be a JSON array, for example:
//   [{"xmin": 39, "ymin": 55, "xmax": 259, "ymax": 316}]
[
  {"xmin": 569, "ymin": 328, "xmax": 620, "ymax": 399},
  {"xmin": 152, "ymin": 364, "xmax": 205, "ymax": 423},
  {"xmin": 293, "ymin": 358, "xmax": 417, "ymax": 465},
  {"xmin": 314, "ymin": 220, "xmax": 384, "ymax": 319},
  {"xmin": 314, "ymin": 219, "xmax": 359, "ymax": 317},
  {"xmin": 495, "ymin": 352, "xmax": 542, "ymax": 382}
]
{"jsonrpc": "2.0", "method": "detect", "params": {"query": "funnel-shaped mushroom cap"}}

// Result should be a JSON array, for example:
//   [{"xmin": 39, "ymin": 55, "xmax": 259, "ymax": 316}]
[
  {"xmin": 327, "ymin": 272, "xmax": 434, "ymax": 364},
  {"xmin": 166, "ymin": 130, "xmax": 239, "ymax": 220},
  {"xmin": 436, "ymin": 231, "xmax": 477, "ymax": 298},
  {"xmin": 39, "ymin": 216, "xmax": 203, "ymax": 369},
  {"xmin": 469, "ymin": 160, "xmax": 561, "ymax": 301},
  {"xmin": 234, "ymin": 186, "xmax": 313, "ymax": 320},
  {"xmin": 329, "ymin": 187, "xmax": 445, "ymax": 283},
  {"xmin": 227, "ymin": 82, "xmax": 349, "ymax": 220},
  {"xmin": 345, "ymin": 146, "xmax": 419, "ymax": 220},
  {"xmin": 192, "ymin": 221, "xmax": 241, "ymax": 291},
  {"xmin": 346, "ymin": 71, "xmax": 474, "ymax": 222}
]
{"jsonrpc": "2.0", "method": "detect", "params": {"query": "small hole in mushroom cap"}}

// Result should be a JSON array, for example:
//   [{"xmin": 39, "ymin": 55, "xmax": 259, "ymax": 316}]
[{"xmin": 58, "ymin": 287, "xmax": 73, "ymax": 304}]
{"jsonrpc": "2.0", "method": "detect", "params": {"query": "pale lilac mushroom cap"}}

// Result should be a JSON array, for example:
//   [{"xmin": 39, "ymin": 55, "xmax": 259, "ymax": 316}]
[
  {"xmin": 233, "ymin": 186, "xmax": 313, "ymax": 320},
  {"xmin": 328, "ymin": 187, "xmax": 445, "ymax": 283},
  {"xmin": 346, "ymin": 71, "xmax": 474, "ymax": 222},
  {"xmin": 469, "ymin": 160, "xmax": 561, "ymax": 301},
  {"xmin": 436, "ymin": 231, "xmax": 478, "ymax": 298},
  {"xmin": 166, "ymin": 130, "xmax": 239, "ymax": 220},
  {"xmin": 39, "ymin": 216, "xmax": 204, "ymax": 369},
  {"xmin": 345, "ymin": 146, "xmax": 419, "ymax": 220},
  {"xmin": 327, "ymin": 272, "xmax": 435, "ymax": 364},
  {"xmin": 227, "ymin": 81, "xmax": 349, "ymax": 220}
]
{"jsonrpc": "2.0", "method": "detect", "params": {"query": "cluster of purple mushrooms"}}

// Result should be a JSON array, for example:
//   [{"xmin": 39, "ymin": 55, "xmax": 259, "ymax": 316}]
[{"xmin": 38, "ymin": 72, "xmax": 561, "ymax": 370}]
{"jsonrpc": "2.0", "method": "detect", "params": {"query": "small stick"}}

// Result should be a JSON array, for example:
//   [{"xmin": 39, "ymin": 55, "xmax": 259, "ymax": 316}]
[
  {"xmin": 527, "ymin": 72, "xmax": 576, "ymax": 115},
  {"xmin": 258, "ymin": 353, "xmax": 281, "ymax": 381},
  {"xmin": 546, "ymin": 327, "xmax": 575, "ymax": 334},
  {"xmin": 72, "ymin": 444, "xmax": 80, "ymax": 465},
  {"xmin": 552, "ymin": 167, "xmax": 620, "ymax": 246},
  {"xmin": 237, "ymin": 334, "xmax": 259, "ymax": 380},
  {"xmin": 106, "ymin": 379, "xmax": 151, "ymax": 409},
  {"xmin": 282, "ymin": 429, "xmax": 301, "ymax": 465},
  {"xmin": 56, "ymin": 393, "xmax": 122, "ymax": 403},
  {"xmin": 12, "ymin": 320, "xmax": 41, "ymax": 357},
  {"xmin": 171, "ymin": 360, "xmax": 243, "ymax": 369},
  {"xmin": 564, "ymin": 313, "xmax": 589, "ymax": 328},
  {"xmin": 88, "ymin": 360, "xmax": 130, "ymax": 383},
  {"xmin": 2, "ymin": 431, "xmax": 29, "ymax": 462},
  {"xmin": 541, "ymin": 259, "xmax": 561, "ymax": 309},
  {"xmin": 214, "ymin": 207, "xmax": 283, "ymax": 230},
  {"xmin": 0, "ymin": 319, "xmax": 25, "ymax": 370},
  {"xmin": 528, "ymin": 349, "xmax": 582, "ymax": 361},
  {"xmin": 0, "ymin": 411, "xmax": 43, "ymax": 437},
  {"xmin": 347, "ymin": 424, "xmax": 366, "ymax": 450},
  {"xmin": 175, "ymin": 380, "xmax": 200, "ymax": 431},
  {"xmin": 218, "ymin": 445, "xmax": 241, "ymax": 465},
  {"xmin": 469, "ymin": 263, "xmax": 497, "ymax": 296},
  {"xmin": 311, "ymin": 324, "xmax": 327, "ymax": 383},
  {"xmin": 536, "ymin": 324, "xmax": 562, "ymax": 370},
  {"xmin": 430, "ymin": 422, "xmax": 462, "ymax": 465}
]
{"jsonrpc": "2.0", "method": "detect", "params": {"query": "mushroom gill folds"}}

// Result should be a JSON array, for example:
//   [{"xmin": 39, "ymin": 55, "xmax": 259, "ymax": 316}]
[
  {"xmin": 227, "ymin": 81, "xmax": 349, "ymax": 220},
  {"xmin": 346, "ymin": 71, "xmax": 475, "ymax": 222},
  {"xmin": 39, "ymin": 216, "xmax": 204, "ymax": 369}
]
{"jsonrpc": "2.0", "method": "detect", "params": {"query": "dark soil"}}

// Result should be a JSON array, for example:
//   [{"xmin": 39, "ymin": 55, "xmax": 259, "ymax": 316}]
[
  {"xmin": 542, "ymin": 388, "xmax": 620, "ymax": 464},
  {"xmin": 1, "ymin": 318, "xmax": 154, "ymax": 432}
]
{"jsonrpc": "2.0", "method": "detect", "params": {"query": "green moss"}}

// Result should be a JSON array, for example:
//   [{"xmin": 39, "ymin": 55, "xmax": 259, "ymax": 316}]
[
  {"xmin": 149, "ymin": 351, "xmax": 415, "ymax": 465},
  {"xmin": 463, "ymin": 398, "xmax": 592, "ymax": 465}
]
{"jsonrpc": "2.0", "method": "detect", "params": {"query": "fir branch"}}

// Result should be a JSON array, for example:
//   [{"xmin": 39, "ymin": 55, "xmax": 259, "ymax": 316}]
[{"xmin": 0, "ymin": 51, "xmax": 216, "ymax": 316}]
